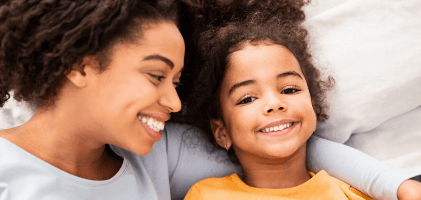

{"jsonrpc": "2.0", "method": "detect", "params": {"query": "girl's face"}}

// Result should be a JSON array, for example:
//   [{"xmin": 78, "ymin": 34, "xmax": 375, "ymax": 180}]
[
  {"xmin": 215, "ymin": 43, "xmax": 316, "ymax": 162},
  {"xmin": 78, "ymin": 22, "xmax": 184, "ymax": 155}
]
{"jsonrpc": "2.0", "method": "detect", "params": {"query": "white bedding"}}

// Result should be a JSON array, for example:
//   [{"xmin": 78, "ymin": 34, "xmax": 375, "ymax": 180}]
[
  {"xmin": 0, "ymin": 95, "xmax": 34, "ymax": 130},
  {"xmin": 304, "ymin": 0, "xmax": 421, "ymax": 172}
]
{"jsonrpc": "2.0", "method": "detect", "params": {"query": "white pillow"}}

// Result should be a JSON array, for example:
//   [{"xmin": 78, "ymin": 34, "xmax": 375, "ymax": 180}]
[
  {"xmin": 0, "ymin": 95, "xmax": 34, "ymax": 129},
  {"xmin": 304, "ymin": 0, "xmax": 421, "ymax": 172}
]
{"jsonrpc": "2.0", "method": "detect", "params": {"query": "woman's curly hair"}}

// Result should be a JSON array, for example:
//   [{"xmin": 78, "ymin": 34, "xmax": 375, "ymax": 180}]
[
  {"xmin": 0, "ymin": 0, "xmax": 195, "ymax": 108},
  {"xmin": 183, "ymin": 0, "xmax": 334, "ymax": 164}
]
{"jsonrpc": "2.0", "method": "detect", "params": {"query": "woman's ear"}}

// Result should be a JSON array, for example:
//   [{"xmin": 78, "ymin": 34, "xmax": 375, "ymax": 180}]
[
  {"xmin": 210, "ymin": 119, "xmax": 232, "ymax": 150},
  {"xmin": 65, "ymin": 55, "xmax": 98, "ymax": 88}
]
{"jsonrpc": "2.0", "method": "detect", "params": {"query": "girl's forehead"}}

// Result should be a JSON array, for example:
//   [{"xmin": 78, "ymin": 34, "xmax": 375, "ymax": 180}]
[{"xmin": 225, "ymin": 44, "xmax": 302, "ymax": 81}]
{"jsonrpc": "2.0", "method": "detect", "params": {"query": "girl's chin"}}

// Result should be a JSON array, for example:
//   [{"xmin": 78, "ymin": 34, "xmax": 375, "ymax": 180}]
[{"xmin": 261, "ymin": 146, "xmax": 303, "ymax": 159}]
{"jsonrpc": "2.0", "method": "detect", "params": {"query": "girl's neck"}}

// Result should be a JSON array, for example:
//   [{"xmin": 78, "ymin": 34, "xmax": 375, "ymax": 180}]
[
  {"xmin": 0, "ymin": 106, "xmax": 123, "ymax": 180},
  {"xmin": 238, "ymin": 144, "xmax": 311, "ymax": 189}
]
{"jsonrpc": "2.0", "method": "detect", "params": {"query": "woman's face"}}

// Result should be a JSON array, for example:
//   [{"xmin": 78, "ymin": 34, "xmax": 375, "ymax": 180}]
[
  {"xmin": 217, "ymin": 43, "xmax": 316, "ymax": 163},
  {"xmin": 82, "ymin": 22, "xmax": 185, "ymax": 155}
]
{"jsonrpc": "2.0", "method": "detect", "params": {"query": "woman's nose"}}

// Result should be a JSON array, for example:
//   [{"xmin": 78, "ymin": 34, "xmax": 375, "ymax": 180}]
[{"xmin": 158, "ymin": 85, "xmax": 182, "ymax": 113}]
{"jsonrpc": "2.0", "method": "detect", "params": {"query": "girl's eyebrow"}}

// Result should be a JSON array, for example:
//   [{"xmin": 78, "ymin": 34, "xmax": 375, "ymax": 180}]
[
  {"xmin": 228, "ymin": 80, "xmax": 255, "ymax": 96},
  {"xmin": 278, "ymin": 71, "xmax": 303, "ymax": 79},
  {"xmin": 228, "ymin": 71, "xmax": 302, "ymax": 96}
]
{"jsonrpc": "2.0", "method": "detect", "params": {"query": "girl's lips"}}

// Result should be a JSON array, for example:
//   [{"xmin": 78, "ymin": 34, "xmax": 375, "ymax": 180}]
[
  {"xmin": 259, "ymin": 119, "xmax": 296, "ymax": 130},
  {"xmin": 259, "ymin": 122, "xmax": 296, "ymax": 137},
  {"xmin": 141, "ymin": 122, "xmax": 162, "ymax": 141}
]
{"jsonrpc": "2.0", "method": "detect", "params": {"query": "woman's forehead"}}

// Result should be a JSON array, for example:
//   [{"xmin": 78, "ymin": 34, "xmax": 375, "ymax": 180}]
[{"xmin": 108, "ymin": 22, "xmax": 185, "ymax": 70}]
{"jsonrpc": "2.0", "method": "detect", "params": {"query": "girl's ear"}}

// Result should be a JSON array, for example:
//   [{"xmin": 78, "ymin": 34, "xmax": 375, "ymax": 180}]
[
  {"xmin": 210, "ymin": 119, "xmax": 232, "ymax": 150},
  {"xmin": 65, "ymin": 55, "xmax": 98, "ymax": 88}
]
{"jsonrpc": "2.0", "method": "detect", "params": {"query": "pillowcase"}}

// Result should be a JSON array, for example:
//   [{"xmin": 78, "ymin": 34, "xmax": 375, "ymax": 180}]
[
  {"xmin": 304, "ymin": 0, "xmax": 421, "ymax": 172},
  {"xmin": 0, "ymin": 95, "xmax": 34, "ymax": 129}
]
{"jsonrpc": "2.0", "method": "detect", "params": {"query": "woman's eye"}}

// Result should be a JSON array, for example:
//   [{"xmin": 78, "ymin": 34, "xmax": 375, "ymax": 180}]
[
  {"xmin": 281, "ymin": 88, "xmax": 300, "ymax": 94},
  {"xmin": 238, "ymin": 96, "xmax": 257, "ymax": 105},
  {"xmin": 148, "ymin": 74, "xmax": 165, "ymax": 82},
  {"xmin": 173, "ymin": 82, "xmax": 182, "ymax": 88}
]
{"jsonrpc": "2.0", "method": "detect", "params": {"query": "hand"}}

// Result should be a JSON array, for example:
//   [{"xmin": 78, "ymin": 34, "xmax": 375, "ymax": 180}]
[{"xmin": 397, "ymin": 179, "xmax": 421, "ymax": 200}]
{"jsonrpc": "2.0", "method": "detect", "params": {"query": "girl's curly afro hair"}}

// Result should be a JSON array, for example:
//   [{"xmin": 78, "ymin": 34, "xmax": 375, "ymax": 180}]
[
  {"xmin": 182, "ymin": 0, "xmax": 334, "ymax": 164},
  {"xmin": 0, "ymin": 0, "xmax": 197, "ymax": 108}
]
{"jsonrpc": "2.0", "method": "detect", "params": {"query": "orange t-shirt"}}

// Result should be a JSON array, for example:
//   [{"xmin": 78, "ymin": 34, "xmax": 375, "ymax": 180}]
[{"xmin": 184, "ymin": 170, "xmax": 373, "ymax": 200}]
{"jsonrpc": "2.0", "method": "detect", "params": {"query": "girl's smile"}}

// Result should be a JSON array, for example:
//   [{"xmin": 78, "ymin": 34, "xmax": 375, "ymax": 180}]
[
  {"xmin": 258, "ymin": 120, "xmax": 297, "ymax": 137},
  {"xmin": 213, "ymin": 42, "xmax": 317, "ymax": 162}
]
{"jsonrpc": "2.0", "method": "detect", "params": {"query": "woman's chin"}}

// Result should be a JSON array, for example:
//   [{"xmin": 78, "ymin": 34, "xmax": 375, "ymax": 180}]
[{"xmin": 126, "ymin": 142, "xmax": 155, "ymax": 156}]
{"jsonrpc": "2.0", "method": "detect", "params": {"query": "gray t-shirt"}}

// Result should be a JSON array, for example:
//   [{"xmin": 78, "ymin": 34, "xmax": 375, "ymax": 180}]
[
  {"xmin": 0, "ymin": 137, "xmax": 156, "ymax": 200},
  {"xmin": 0, "ymin": 123, "xmax": 419, "ymax": 200}
]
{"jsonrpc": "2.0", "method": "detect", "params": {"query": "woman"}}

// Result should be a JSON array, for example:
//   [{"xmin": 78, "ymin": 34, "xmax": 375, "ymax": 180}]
[{"xmin": 0, "ymin": 0, "xmax": 419, "ymax": 199}]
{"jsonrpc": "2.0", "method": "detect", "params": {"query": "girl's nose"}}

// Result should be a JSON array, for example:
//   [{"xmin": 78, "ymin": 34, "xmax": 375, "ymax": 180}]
[{"xmin": 263, "ymin": 95, "xmax": 287, "ymax": 115}]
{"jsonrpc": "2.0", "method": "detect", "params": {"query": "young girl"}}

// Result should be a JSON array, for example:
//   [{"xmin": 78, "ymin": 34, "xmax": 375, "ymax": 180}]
[
  {"xmin": 183, "ymin": 1, "xmax": 421, "ymax": 199},
  {"xmin": 0, "ymin": 0, "xmax": 420, "ymax": 199}
]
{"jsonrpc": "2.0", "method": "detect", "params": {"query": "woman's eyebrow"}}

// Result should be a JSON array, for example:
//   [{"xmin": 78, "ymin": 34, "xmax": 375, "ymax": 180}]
[{"xmin": 142, "ymin": 54, "xmax": 174, "ymax": 69}]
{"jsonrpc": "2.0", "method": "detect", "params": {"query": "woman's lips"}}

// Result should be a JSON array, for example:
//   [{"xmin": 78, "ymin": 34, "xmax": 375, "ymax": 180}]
[{"xmin": 141, "ymin": 122, "xmax": 162, "ymax": 141}]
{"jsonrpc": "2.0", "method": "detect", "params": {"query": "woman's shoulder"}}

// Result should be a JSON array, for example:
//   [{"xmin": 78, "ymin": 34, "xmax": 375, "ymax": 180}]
[
  {"xmin": 0, "ymin": 129, "xmax": 8, "ymax": 140},
  {"xmin": 0, "ymin": 131, "xmax": 25, "ymax": 157},
  {"xmin": 0, "ymin": 127, "xmax": 15, "ymax": 140}
]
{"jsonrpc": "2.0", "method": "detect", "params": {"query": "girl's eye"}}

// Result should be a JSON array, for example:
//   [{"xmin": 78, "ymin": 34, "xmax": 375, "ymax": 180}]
[
  {"xmin": 148, "ymin": 73, "xmax": 166, "ymax": 82},
  {"xmin": 238, "ymin": 96, "xmax": 257, "ymax": 105},
  {"xmin": 281, "ymin": 87, "xmax": 300, "ymax": 94}
]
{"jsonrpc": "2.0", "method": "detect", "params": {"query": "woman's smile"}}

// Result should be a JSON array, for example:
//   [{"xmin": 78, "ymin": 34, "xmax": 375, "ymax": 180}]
[
  {"xmin": 137, "ymin": 113, "xmax": 171, "ymax": 141},
  {"xmin": 139, "ymin": 120, "xmax": 163, "ymax": 141},
  {"xmin": 138, "ymin": 115, "xmax": 165, "ymax": 132},
  {"xmin": 83, "ymin": 22, "xmax": 185, "ymax": 156}
]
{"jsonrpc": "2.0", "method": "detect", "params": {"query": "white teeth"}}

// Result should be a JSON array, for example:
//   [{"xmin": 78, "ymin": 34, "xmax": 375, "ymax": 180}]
[
  {"xmin": 138, "ymin": 115, "xmax": 165, "ymax": 132},
  {"xmin": 261, "ymin": 122, "xmax": 293, "ymax": 133},
  {"xmin": 147, "ymin": 118, "xmax": 153, "ymax": 126}
]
